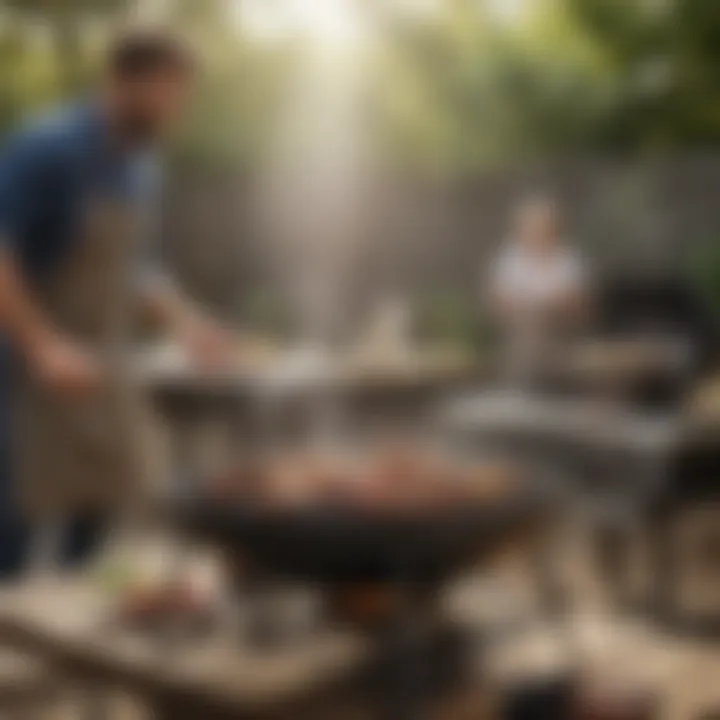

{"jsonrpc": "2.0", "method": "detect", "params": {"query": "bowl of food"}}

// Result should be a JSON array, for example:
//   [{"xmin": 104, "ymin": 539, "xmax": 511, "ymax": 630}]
[{"xmin": 174, "ymin": 444, "xmax": 535, "ymax": 584}]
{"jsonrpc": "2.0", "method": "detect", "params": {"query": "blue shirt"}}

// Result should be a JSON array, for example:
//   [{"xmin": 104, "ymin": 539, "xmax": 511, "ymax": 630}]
[
  {"xmin": 0, "ymin": 103, "xmax": 163, "ymax": 467},
  {"xmin": 0, "ymin": 101, "xmax": 162, "ymax": 282}
]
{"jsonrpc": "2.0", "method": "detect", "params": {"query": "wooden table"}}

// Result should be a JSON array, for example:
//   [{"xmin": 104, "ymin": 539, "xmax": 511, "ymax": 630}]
[
  {"xmin": 143, "ymin": 356, "xmax": 489, "ymax": 497},
  {"xmin": 0, "ymin": 577, "xmax": 373, "ymax": 719},
  {"xmin": 143, "ymin": 357, "xmax": 488, "ymax": 431}
]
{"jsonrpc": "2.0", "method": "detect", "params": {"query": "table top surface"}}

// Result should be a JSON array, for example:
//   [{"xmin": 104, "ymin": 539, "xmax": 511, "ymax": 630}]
[
  {"xmin": 443, "ymin": 391, "xmax": 686, "ymax": 452},
  {"xmin": 0, "ymin": 577, "xmax": 371, "ymax": 712},
  {"xmin": 135, "ymin": 345, "xmax": 484, "ymax": 397}
]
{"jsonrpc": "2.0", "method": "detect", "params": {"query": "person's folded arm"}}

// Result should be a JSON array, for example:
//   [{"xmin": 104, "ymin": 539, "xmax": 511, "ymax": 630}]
[
  {"xmin": 550, "ymin": 255, "xmax": 591, "ymax": 325},
  {"xmin": 485, "ymin": 249, "xmax": 525, "ymax": 322}
]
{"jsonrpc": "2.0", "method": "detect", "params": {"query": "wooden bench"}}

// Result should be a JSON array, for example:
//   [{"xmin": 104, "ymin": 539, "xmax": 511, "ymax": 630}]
[{"xmin": 0, "ymin": 577, "xmax": 373, "ymax": 719}]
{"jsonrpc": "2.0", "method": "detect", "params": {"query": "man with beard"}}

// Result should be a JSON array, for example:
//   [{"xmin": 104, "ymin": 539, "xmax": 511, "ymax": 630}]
[{"xmin": 0, "ymin": 28, "xmax": 232, "ymax": 576}]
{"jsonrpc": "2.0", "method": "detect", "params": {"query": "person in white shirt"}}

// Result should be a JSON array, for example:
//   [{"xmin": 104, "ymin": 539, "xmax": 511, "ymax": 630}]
[{"xmin": 488, "ymin": 195, "xmax": 588, "ymax": 384}]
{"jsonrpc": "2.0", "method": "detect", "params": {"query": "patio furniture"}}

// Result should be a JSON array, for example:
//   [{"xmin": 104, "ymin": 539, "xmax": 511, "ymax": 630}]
[{"xmin": 0, "ymin": 577, "xmax": 374, "ymax": 720}]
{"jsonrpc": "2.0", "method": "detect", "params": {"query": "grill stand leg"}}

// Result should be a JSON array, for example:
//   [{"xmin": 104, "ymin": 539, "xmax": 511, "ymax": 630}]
[
  {"xmin": 379, "ymin": 582, "xmax": 443, "ymax": 720},
  {"xmin": 532, "ymin": 517, "xmax": 569, "ymax": 621},
  {"xmin": 595, "ymin": 520, "xmax": 634, "ymax": 611}
]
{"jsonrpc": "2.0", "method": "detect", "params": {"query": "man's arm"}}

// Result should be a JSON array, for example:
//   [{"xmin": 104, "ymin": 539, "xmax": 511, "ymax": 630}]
[
  {"xmin": 0, "ymin": 131, "xmax": 100, "ymax": 393},
  {"xmin": 0, "ymin": 248, "xmax": 101, "ymax": 393},
  {"xmin": 139, "ymin": 278, "xmax": 235, "ymax": 368},
  {"xmin": 0, "ymin": 247, "xmax": 54, "ymax": 359},
  {"xmin": 137, "ymin": 274, "xmax": 197, "ymax": 332},
  {"xmin": 133, "ymin": 159, "xmax": 234, "ymax": 367}
]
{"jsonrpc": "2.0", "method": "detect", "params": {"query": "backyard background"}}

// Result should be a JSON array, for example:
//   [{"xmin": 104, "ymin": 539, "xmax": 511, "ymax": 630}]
[{"xmin": 1, "ymin": 0, "xmax": 719, "ymax": 343}]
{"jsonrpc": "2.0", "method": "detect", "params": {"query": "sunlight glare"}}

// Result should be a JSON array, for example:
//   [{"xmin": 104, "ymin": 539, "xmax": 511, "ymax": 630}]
[
  {"xmin": 485, "ymin": 0, "xmax": 527, "ymax": 25},
  {"xmin": 236, "ymin": 0, "xmax": 366, "ymax": 51}
]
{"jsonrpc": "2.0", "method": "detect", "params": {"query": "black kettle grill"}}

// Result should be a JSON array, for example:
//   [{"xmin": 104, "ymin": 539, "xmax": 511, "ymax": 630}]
[{"xmin": 596, "ymin": 273, "xmax": 718, "ymax": 409}]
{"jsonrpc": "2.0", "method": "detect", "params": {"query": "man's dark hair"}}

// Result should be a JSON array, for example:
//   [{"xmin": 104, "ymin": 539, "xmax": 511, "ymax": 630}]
[{"xmin": 108, "ymin": 28, "xmax": 196, "ymax": 80}]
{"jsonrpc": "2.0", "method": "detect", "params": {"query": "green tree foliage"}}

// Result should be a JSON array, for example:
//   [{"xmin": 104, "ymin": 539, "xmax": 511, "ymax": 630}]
[
  {"xmin": 370, "ymin": 0, "xmax": 617, "ymax": 169},
  {"xmin": 0, "ymin": 0, "xmax": 717, "ymax": 169},
  {"xmin": 3, "ymin": 0, "xmax": 129, "ymax": 93},
  {"xmin": 372, "ymin": 0, "xmax": 720, "ymax": 170},
  {"xmin": 563, "ymin": 0, "xmax": 720, "ymax": 150},
  {"xmin": 168, "ymin": 0, "xmax": 298, "ymax": 168}
]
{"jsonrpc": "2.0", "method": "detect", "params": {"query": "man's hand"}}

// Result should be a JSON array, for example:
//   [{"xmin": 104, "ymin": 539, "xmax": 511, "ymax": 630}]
[
  {"xmin": 139, "ymin": 282, "xmax": 236, "ymax": 371},
  {"xmin": 27, "ymin": 332, "xmax": 103, "ymax": 396},
  {"xmin": 0, "ymin": 250, "xmax": 102, "ymax": 396},
  {"xmin": 177, "ymin": 314, "xmax": 236, "ymax": 371}
]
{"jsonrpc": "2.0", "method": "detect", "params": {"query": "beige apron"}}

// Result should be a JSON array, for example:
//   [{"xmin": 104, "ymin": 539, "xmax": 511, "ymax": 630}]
[{"xmin": 14, "ymin": 200, "xmax": 150, "ymax": 520}]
